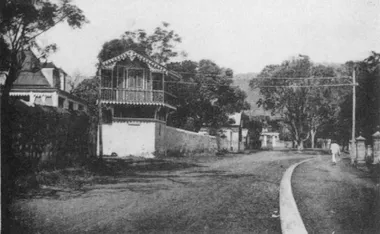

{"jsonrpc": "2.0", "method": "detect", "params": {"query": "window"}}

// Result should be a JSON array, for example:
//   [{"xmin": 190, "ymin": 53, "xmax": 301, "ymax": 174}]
[
  {"xmin": 78, "ymin": 104, "xmax": 84, "ymax": 111},
  {"xmin": 152, "ymin": 73, "xmax": 163, "ymax": 90},
  {"xmin": 58, "ymin": 97, "xmax": 65, "ymax": 108},
  {"xmin": 68, "ymin": 101, "xmax": 74, "ymax": 110},
  {"xmin": 102, "ymin": 109, "xmax": 112, "ymax": 124},
  {"xmin": 127, "ymin": 69, "xmax": 144, "ymax": 89}
]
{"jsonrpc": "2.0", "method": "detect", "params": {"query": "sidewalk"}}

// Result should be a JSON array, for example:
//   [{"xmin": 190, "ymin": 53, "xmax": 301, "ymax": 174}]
[{"xmin": 292, "ymin": 154, "xmax": 378, "ymax": 234}]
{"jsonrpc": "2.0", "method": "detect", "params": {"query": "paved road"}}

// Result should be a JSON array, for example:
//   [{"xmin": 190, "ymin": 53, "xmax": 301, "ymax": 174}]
[{"xmin": 12, "ymin": 151, "xmax": 311, "ymax": 234}]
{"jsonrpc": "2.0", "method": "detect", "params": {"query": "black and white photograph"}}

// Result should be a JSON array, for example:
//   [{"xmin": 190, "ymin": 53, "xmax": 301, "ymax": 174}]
[{"xmin": 1, "ymin": 0, "xmax": 379, "ymax": 233}]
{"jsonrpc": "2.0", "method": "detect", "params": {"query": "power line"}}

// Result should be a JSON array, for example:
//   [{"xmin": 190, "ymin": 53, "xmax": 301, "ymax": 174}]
[
  {"xmin": 256, "ymin": 83, "xmax": 357, "ymax": 88},
  {"xmin": 164, "ymin": 80, "xmax": 355, "ymax": 88},
  {"xmin": 241, "ymin": 76, "xmax": 352, "ymax": 80},
  {"xmin": 172, "ymin": 71, "xmax": 352, "ymax": 80},
  {"xmin": 91, "ymin": 74, "xmax": 355, "ymax": 88}
]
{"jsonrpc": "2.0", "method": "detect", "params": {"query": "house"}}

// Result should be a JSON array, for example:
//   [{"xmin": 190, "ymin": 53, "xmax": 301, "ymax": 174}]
[
  {"xmin": 200, "ymin": 112, "xmax": 248, "ymax": 152},
  {"xmin": 0, "ymin": 51, "xmax": 87, "ymax": 111},
  {"xmin": 98, "ymin": 49, "xmax": 182, "ymax": 158}
]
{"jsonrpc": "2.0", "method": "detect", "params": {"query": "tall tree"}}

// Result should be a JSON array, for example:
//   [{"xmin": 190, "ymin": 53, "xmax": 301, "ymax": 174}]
[
  {"xmin": 0, "ymin": 1, "xmax": 87, "ymax": 230},
  {"xmin": 98, "ymin": 22, "xmax": 185, "ymax": 63},
  {"xmin": 335, "ymin": 52, "xmax": 380, "ymax": 144},
  {"xmin": 250, "ymin": 55, "xmax": 350, "ymax": 149},
  {"xmin": 167, "ymin": 59, "xmax": 250, "ymax": 132}
]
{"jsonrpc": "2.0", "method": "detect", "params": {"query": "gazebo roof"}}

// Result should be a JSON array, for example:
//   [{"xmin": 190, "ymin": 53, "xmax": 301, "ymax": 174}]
[{"xmin": 101, "ymin": 49, "xmax": 181, "ymax": 80}]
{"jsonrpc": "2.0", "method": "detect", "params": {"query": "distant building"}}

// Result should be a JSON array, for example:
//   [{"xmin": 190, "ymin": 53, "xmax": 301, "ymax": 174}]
[
  {"xmin": 200, "ymin": 112, "xmax": 248, "ymax": 152},
  {"xmin": 0, "ymin": 51, "xmax": 87, "ymax": 111}
]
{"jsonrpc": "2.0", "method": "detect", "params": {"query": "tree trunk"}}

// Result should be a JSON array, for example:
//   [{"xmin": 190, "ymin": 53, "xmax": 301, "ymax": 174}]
[
  {"xmin": 311, "ymin": 130, "xmax": 316, "ymax": 149},
  {"xmin": 297, "ymin": 140, "xmax": 304, "ymax": 151},
  {"xmin": 1, "ymin": 67, "xmax": 18, "ymax": 233}
]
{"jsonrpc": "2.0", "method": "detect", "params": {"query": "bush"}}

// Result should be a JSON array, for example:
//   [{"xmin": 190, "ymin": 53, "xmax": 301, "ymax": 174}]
[{"xmin": 9, "ymin": 100, "xmax": 92, "ymax": 173}]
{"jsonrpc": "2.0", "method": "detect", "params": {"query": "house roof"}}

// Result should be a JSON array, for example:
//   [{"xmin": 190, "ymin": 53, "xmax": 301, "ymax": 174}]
[
  {"xmin": 21, "ymin": 50, "xmax": 41, "ymax": 71},
  {"xmin": 13, "ymin": 70, "xmax": 51, "ymax": 86},
  {"xmin": 41, "ymin": 62, "xmax": 56, "ymax": 69},
  {"xmin": 101, "ymin": 49, "xmax": 181, "ymax": 80}
]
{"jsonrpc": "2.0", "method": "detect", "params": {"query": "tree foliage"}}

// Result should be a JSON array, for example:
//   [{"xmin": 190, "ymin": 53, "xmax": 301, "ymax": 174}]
[
  {"xmin": 98, "ymin": 22, "xmax": 184, "ymax": 63},
  {"xmin": 1, "ymin": 0, "xmax": 87, "ymax": 76},
  {"xmin": 250, "ymin": 55, "xmax": 351, "ymax": 149},
  {"xmin": 167, "ymin": 59, "xmax": 250, "ymax": 132},
  {"xmin": 332, "ymin": 52, "xmax": 380, "ymax": 144},
  {"xmin": 1, "ymin": 1, "xmax": 87, "ymax": 229}
]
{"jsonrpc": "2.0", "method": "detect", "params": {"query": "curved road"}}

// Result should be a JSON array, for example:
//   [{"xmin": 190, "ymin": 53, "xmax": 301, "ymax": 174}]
[{"xmin": 13, "ymin": 151, "xmax": 312, "ymax": 234}]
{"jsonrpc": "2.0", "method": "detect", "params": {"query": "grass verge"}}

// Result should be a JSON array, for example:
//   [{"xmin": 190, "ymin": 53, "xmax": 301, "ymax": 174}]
[{"xmin": 292, "ymin": 155, "xmax": 377, "ymax": 234}]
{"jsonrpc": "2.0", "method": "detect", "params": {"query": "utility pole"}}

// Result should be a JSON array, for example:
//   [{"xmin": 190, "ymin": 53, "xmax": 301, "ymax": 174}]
[
  {"xmin": 351, "ymin": 68, "xmax": 356, "ymax": 164},
  {"xmin": 98, "ymin": 67, "xmax": 103, "ymax": 159}
]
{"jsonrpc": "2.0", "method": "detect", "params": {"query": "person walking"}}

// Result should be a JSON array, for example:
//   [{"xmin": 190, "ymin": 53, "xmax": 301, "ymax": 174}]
[{"xmin": 330, "ymin": 141, "xmax": 341, "ymax": 165}]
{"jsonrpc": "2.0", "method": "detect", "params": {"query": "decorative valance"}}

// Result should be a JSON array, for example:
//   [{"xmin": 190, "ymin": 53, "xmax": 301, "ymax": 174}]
[{"xmin": 101, "ymin": 50, "xmax": 180, "ymax": 79}]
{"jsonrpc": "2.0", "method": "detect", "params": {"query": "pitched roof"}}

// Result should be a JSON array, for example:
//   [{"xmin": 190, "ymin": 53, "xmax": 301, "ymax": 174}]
[
  {"xmin": 41, "ymin": 62, "xmax": 56, "ymax": 68},
  {"xmin": 21, "ymin": 50, "xmax": 41, "ymax": 71},
  {"xmin": 13, "ymin": 70, "xmax": 50, "ymax": 86},
  {"xmin": 101, "ymin": 49, "xmax": 181, "ymax": 79}
]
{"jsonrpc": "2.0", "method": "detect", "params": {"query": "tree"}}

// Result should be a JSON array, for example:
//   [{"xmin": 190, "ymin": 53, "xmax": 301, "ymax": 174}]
[
  {"xmin": 335, "ymin": 52, "xmax": 380, "ymax": 145},
  {"xmin": 250, "ymin": 55, "xmax": 350, "ymax": 150},
  {"xmin": 167, "ymin": 59, "xmax": 250, "ymax": 132},
  {"xmin": 0, "ymin": 1, "xmax": 87, "ymax": 230},
  {"xmin": 71, "ymin": 77, "xmax": 100, "ymax": 156},
  {"xmin": 1, "ymin": 0, "xmax": 87, "ymax": 93},
  {"xmin": 67, "ymin": 70, "xmax": 86, "ymax": 93},
  {"xmin": 98, "ymin": 22, "xmax": 185, "ymax": 63}
]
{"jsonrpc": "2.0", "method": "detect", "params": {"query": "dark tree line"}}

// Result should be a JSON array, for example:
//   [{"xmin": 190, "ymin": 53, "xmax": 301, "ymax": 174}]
[{"xmin": 250, "ymin": 53, "xmax": 380, "ymax": 149}]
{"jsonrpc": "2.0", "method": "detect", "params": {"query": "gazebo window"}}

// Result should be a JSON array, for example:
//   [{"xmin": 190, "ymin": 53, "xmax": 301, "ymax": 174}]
[
  {"xmin": 127, "ymin": 69, "xmax": 144, "ymax": 89},
  {"xmin": 152, "ymin": 73, "xmax": 163, "ymax": 90}
]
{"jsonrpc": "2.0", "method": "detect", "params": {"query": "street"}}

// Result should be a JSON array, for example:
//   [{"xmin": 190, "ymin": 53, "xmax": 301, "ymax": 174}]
[{"xmin": 12, "ymin": 151, "xmax": 311, "ymax": 234}]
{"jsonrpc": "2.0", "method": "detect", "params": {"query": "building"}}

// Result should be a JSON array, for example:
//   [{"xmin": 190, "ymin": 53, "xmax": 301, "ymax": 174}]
[
  {"xmin": 0, "ymin": 51, "xmax": 87, "ymax": 111},
  {"xmin": 260, "ymin": 127, "xmax": 280, "ymax": 149},
  {"xmin": 98, "ymin": 49, "xmax": 182, "ymax": 158},
  {"xmin": 200, "ymin": 112, "xmax": 247, "ymax": 152}
]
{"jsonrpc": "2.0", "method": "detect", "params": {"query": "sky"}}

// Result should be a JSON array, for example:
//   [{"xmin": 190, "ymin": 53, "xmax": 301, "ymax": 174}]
[{"xmin": 38, "ymin": 0, "xmax": 380, "ymax": 77}]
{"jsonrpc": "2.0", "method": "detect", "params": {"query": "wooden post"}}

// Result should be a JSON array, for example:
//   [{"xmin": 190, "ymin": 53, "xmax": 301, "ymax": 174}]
[
  {"xmin": 98, "ymin": 67, "xmax": 103, "ymax": 158},
  {"xmin": 163, "ymin": 73, "xmax": 165, "ymax": 104},
  {"xmin": 351, "ymin": 68, "xmax": 356, "ymax": 164}
]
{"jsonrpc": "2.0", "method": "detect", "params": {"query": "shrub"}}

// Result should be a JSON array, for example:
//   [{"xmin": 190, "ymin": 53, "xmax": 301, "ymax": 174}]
[{"xmin": 9, "ymin": 100, "xmax": 92, "ymax": 173}]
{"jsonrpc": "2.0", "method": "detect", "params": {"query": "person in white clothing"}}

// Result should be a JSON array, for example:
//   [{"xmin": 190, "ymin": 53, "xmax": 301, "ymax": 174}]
[{"xmin": 330, "ymin": 142, "xmax": 341, "ymax": 165}]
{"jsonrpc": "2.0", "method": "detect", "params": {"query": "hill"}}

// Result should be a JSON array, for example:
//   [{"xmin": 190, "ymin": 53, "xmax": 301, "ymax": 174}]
[{"xmin": 233, "ymin": 73, "xmax": 270, "ymax": 117}]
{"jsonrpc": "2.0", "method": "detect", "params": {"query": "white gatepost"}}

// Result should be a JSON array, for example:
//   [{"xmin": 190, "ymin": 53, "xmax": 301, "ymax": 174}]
[{"xmin": 263, "ymin": 135, "xmax": 267, "ymax": 147}]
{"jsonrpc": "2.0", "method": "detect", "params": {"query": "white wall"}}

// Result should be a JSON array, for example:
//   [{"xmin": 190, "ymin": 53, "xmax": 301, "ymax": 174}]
[
  {"xmin": 164, "ymin": 126, "xmax": 218, "ymax": 154},
  {"xmin": 99, "ymin": 121, "xmax": 224, "ymax": 158},
  {"xmin": 219, "ymin": 127, "xmax": 241, "ymax": 152},
  {"xmin": 99, "ymin": 121, "xmax": 156, "ymax": 157}
]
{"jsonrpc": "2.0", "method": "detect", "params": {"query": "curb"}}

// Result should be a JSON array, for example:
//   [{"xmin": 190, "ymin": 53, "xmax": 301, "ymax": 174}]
[{"xmin": 280, "ymin": 158, "xmax": 313, "ymax": 234}]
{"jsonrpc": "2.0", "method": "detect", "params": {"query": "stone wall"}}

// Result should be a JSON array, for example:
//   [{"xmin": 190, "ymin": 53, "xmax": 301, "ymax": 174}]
[
  {"xmin": 164, "ymin": 126, "xmax": 218, "ymax": 154},
  {"xmin": 100, "ymin": 122, "xmax": 222, "ymax": 158},
  {"xmin": 276, "ymin": 140, "xmax": 293, "ymax": 149}
]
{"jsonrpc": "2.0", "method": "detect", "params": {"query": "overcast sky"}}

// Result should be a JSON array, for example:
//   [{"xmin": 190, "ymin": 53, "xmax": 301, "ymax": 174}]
[{"xmin": 38, "ymin": 0, "xmax": 380, "ymax": 77}]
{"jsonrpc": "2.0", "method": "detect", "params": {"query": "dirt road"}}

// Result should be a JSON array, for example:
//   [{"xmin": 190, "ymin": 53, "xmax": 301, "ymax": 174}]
[{"xmin": 12, "ymin": 151, "xmax": 311, "ymax": 234}]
